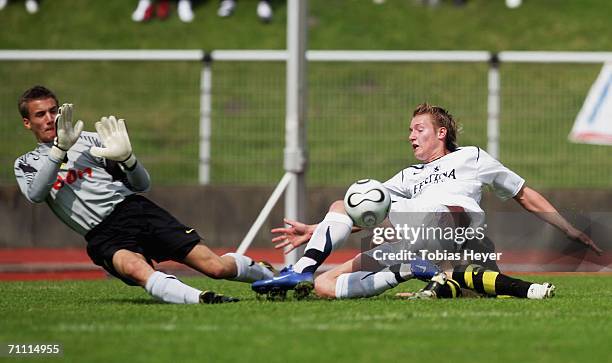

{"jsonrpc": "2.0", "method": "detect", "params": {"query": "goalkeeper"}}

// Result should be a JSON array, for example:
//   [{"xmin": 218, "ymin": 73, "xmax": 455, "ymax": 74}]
[{"xmin": 14, "ymin": 85, "xmax": 274, "ymax": 304}]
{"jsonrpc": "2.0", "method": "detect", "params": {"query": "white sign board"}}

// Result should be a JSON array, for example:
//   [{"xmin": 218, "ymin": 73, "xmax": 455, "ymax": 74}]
[{"xmin": 569, "ymin": 63, "xmax": 612, "ymax": 145}]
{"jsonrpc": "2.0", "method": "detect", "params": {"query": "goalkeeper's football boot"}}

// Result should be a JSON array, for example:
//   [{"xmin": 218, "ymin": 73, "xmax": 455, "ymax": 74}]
[
  {"xmin": 199, "ymin": 290, "xmax": 240, "ymax": 304},
  {"xmin": 251, "ymin": 265, "xmax": 313, "ymax": 300}
]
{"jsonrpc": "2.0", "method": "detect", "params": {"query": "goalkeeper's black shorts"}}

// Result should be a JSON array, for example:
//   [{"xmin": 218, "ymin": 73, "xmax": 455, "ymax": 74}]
[{"xmin": 85, "ymin": 194, "xmax": 202, "ymax": 286}]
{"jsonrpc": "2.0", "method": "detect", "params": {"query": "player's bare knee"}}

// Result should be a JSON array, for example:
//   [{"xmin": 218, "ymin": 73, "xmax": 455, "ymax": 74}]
[
  {"xmin": 182, "ymin": 244, "xmax": 234, "ymax": 279},
  {"xmin": 206, "ymin": 261, "xmax": 229, "ymax": 279},
  {"xmin": 314, "ymin": 274, "xmax": 336, "ymax": 298},
  {"xmin": 329, "ymin": 200, "xmax": 346, "ymax": 214},
  {"xmin": 122, "ymin": 260, "xmax": 151, "ymax": 284},
  {"xmin": 113, "ymin": 252, "xmax": 151, "ymax": 285}
]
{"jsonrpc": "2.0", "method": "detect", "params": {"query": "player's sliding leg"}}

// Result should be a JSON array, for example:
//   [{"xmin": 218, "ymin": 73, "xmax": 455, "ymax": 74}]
[
  {"xmin": 451, "ymin": 264, "xmax": 555, "ymax": 299},
  {"xmin": 313, "ymin": 259, "xmax": 354, "ymax": 298},
  {"xmin": 181, "ymin": 244, "xmax": 274, "ymax": 283},
  {"xmin": 252, "ymin": 201, "xmax": 354, "ymax": 295},
  {"xmin": 112, "ymin": 249, "xmax": 236, "ymax": 304},
  {"xmin": 293, "ymin": 202, "xmax": 354, "ymax": 274},
  {"xmin": 315, "ymin": 253, "xmax": 443, "ymax": 299}
]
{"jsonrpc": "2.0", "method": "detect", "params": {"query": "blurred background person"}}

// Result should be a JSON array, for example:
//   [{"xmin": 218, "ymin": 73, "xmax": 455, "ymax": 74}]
[
  {"xmin": 177, "ymin": 0, "xmax": 195, "ymax": 21},
  {"xmin": 0, "ymin": 0, "xmax": 39, "ymax": 14},
  {"xmin": 217, "ymin": 0, "xmax": 273, "ymax": 23},
  {"xmin": 132, "ymin": 0, "xmax": 194, "ymax": 23},
  {"xmin": 422, "ymin": 0, "xmax": 467, "ymax": 6},
  {"xmin": 506, "ymin": 0, "xmax": 522, "ymax": 8}
]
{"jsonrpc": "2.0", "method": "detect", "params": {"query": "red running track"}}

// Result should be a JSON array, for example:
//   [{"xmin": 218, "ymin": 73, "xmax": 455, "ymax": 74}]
[
  {"xmin": 1, "ymin": 248, "xmax": 609, "ymax": 281},
  {"xmin": 0, "ymin": 248, "xmax": 361, "ymax": 281}
]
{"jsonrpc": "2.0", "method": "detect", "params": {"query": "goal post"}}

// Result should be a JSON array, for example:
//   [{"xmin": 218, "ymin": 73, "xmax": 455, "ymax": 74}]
[
  {"xmin": 282, "ymin": 0, "xmax": 309, "ymax": 265},
  {"xmin": 233, "ymin": 0, "xmax": 308, "ymax": 265}
]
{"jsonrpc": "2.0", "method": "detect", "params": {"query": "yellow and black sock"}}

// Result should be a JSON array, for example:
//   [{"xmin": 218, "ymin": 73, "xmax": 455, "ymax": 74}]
[
  {"xmin": 428, "ymin": 278, "xmax": 462, "ymax": 298},
  {"xmin": 452, "ymin": 264, "xmax": 532, "ymax": 298}
]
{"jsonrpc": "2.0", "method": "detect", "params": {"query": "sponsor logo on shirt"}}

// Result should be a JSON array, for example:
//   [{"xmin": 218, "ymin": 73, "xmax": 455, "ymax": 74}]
[
  {"xmin": 53, "ymin": 167, "xmax": 93, "ymax": 190},
  {"xmin": 412, "ymin": 168, "xmax": 456, "ymax": 196}
]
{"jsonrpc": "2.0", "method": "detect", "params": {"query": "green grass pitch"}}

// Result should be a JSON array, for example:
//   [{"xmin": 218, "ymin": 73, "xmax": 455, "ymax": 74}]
[{"xmin": 2, "ymin": 274, "xmax": 611, "ymax": 363}]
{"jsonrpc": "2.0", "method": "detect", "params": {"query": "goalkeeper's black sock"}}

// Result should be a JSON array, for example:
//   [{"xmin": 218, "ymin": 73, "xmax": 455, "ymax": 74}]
[{"xmin": 452, "ymin": 264, "xmax": 531, "ymax": 298}]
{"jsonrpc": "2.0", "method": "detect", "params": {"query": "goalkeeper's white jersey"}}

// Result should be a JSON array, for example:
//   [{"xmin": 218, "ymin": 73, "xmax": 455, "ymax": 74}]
[
  {"xmin": 383, "ymin": 146, "xmax": 525, "ymax": 214},
  {"xmin": 14, "ymin": 131, "xmax": 150, "ymax": 235}
]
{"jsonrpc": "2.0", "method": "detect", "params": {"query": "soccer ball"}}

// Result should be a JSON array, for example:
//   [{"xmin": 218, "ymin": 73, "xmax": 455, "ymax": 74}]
[{"xmin": 343, "ymin": 179, "xmax": 391, "ymax": 228}]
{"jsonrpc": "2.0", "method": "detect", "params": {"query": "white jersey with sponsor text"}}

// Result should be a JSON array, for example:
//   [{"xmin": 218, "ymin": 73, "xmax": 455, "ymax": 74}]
[{"xmin": 383, "ymin": 146, "xmax": 525, "ymax": 215}]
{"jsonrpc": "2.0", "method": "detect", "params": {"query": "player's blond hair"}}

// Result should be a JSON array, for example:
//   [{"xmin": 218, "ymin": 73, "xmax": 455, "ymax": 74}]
[{"xmin": 412, "ymin": 103, "xmax": 458, "ymax": 151}]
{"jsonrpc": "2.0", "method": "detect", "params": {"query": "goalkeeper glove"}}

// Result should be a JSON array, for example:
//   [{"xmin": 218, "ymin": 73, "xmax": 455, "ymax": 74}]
[
  {"xmin": 50, "ymin": 103, "xmax": 84, "ymax": 160},
  {"xmin": 90, "ymin": 116, "xmax": 137, "ymax": 169}
]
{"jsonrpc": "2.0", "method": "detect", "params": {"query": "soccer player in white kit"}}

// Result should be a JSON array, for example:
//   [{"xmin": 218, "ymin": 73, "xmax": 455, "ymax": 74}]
[
  {"xmin": 15, "ymin": 86, "xmax": 275, "ymax": 304},
  {"xmin": 256, "ymin": 103, "xmax": 602, "ymax": 300}
]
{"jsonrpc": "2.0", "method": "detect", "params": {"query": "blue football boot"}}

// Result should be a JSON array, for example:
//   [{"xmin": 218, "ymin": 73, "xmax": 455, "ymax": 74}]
[
  {"xmin": 407, "ymin": 257, "xmax": 447, "ymax": 299},
  {"xmin": 408, "ymin": 257, "xmax": 443, "ymax": 281},
  {"xmin": 251, "ymin": 265, "xmax": 314, "ymax": 300}
]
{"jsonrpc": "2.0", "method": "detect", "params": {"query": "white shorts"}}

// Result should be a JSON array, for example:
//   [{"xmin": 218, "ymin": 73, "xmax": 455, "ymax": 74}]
[
  {"xmin": 388, "ymin": 198, "xmax": 450, "ymax": 227},
  {"xmin": 389, "ymin": 197, "xmax": 485, "ymax": 230}
]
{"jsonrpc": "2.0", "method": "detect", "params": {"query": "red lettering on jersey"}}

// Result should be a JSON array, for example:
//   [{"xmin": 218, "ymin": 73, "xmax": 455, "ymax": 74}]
[
  {"xmin": 53, "ymin": 167, "xmax": 93, "ymax": 190},
  {"xmin": 52, "ymin": 175, "xmax": 64, "ymax": 190},
  {"xmin": 66, "ymin": 170, "xmax": 77, "ymax": 184}
]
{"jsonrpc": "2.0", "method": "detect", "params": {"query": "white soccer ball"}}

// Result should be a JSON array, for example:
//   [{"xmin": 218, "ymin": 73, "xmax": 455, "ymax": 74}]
[{"xmin": 343, "ymin": 179, "xmax": 391, "ymax": 228}]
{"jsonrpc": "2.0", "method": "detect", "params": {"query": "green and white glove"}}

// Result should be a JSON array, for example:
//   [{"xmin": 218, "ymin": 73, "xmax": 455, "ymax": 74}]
[
  {"xmin": 90, "ymin": 116, "xmax": 137, "ymax": 169},
  {"xmin": 50, "ymin": 103, "xmax": 84, "ymax": 160}
]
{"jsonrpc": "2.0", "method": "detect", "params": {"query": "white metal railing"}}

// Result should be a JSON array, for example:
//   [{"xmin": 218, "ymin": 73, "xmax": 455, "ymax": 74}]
[
  {"xmin": 0, "ymin": 49, "xmax": 499, "ymax": 182},
  {"xmin": 309, "ymin": 50, "xmax": 490, "ymax": 62},
  {"xmin": 8, "ymin": 50, "xmax": 612, "ymax": 63},
  {"xmin": 498, "ymin": 51, "xmax": 612, "ymax": 63},
  {"xmin": 4, "ymin": 49, "xmax": 612, "ymax": 184},
  {"xmin": 0, "ymin": 49, "xmax": 204, "ymax": 61},
  {"xmin": 4, "ymin": 49, "xmax": 611, "ymax": 259}
]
